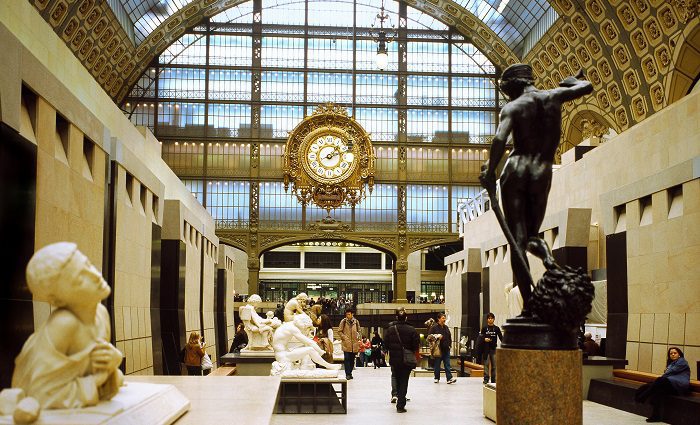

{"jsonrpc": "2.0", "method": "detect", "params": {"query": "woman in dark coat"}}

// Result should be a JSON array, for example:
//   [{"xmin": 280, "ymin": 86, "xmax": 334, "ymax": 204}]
[{"xmin": 635, "ymin": 346, "xmax": 691, "ymax": 422}]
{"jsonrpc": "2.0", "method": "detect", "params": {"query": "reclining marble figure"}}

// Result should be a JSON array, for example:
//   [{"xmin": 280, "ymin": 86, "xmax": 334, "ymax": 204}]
[
  {"xmin": 5, "ymin": 243, "xmax": 124, "ymax": 422},
  {"xmin": 239, "ymin": 294, "xmax": 281, "ymax": 352},
  {"xmin": 270, "ymin": 314, "xmax": 341, "ymax": 377}
]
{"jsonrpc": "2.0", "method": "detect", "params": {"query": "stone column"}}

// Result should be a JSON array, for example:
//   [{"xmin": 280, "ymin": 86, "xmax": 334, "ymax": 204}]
[
  {"xmin": 393, "ymin": 258, "xmax": 408, "ymax": 303},
  {"xmin": 497, "ymin": 348, "xmax": 582, "ymax": 424}
]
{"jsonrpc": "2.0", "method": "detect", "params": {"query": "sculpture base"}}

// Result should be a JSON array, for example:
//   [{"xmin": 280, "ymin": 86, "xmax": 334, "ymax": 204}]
[
  {"xmin": 239, "ymin": 349, "xmax": 275, "ymax": 357},
  {"xmin": 497, "ymin": 348, "xmax": 582, "ymax": 425},
  {"xmin": 501, "ymin": 316, "xmax": 578, "ymax": 350},
  {"xmin": 0, "ymin": 383, "xmax": 189, "ymax": 425}
]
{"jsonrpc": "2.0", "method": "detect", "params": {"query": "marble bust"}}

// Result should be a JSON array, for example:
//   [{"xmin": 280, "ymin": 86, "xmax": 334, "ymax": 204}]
[
  {"xmin": 8, "ymin": 243, "xmax": 124, "ymax": 419},
  {"xmin": 270, "ymin": 313, "xmax": 341, "ymax": 378},
  {"xmin": 239, "ymin": 294, "xmax": 281, "ymax": 352}
]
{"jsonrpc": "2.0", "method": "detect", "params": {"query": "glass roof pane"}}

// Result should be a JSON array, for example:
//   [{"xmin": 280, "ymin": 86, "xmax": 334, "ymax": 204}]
[
  {"xmin": 356, "ymin": 0, "xmax": 398, "ymax": 29},
  {"xmin": 406, "ymin": 7, "xmax": 449, "ymax": 31},
  {"xmin": 307, "ymin": 0, "xmax": 354, "ymax": 27},
  {"xmin": 211, "ymin": 1, "xmax": 255, "ymax": 23},
  {"xmin": 113, "ymin": 0, "xmax": 553, "ymax": 54},
  {"xmin": 261, "ymin": 0, "xmax": 305, "ymax": 25},
  {"xmin": 453, "ymin": 0, "xmax": 553, "ymax": 56}
]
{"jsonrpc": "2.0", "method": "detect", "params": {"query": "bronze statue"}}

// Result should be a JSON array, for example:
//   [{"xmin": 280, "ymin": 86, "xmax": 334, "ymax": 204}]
[{"xmin": 480, "ymin": 64, "xmax": 595, "ymax": 346}]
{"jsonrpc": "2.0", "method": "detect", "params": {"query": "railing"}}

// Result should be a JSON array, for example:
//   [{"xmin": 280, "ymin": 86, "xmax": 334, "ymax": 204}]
[{"xmin": 456, "ymin": 183, "xmax": 499, "ymax": 236}]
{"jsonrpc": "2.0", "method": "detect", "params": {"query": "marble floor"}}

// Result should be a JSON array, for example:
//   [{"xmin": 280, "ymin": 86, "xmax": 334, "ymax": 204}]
[{"xmin": 270, "ymin": 366, "xmax": 663, "ymax": 424}]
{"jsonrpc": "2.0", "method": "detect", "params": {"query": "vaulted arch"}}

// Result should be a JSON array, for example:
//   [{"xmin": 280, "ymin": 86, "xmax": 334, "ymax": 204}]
[{"xmin": 116, "ymin": 0, "xmax": 520, "ymax": 103}]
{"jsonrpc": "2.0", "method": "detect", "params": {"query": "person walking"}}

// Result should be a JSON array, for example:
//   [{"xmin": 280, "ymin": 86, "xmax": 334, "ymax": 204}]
[
  {"xmin": 384, "ymin": 308, "xmax": 420, "ymax": 413},
  {"xmin": 480, "ymin": 312, "xmax": 503, "ymax": 384},
  {"xmin": 338, "ymin": 307, "xmax": 361, "ymax": 380},
  {"xmin": 429, "ymin": 312, "xmax": 457, "ymax": 384}
]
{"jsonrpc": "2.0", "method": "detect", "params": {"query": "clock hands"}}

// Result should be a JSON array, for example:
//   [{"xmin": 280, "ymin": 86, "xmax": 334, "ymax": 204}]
[{"xmin": 325, "ymin": 149, "xmax": 340, "ymax": 160}]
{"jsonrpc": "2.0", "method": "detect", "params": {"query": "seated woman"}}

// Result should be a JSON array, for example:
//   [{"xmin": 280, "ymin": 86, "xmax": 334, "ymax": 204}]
[
  {"xmin": 229, "ymin": 323, "xmax": 248, "ymax": 353},
  {"xmin": 635, "ymin": 346, "xmax": 690, "ymax": 422}
]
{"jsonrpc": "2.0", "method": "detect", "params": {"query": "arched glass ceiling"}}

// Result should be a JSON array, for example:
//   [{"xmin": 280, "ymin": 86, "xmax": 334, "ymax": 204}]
[
  {"xmin": 453, "ymin": 0, "xmax": 554, "ymax": 56},
  {"xmin": 111, "ymin": 0, "xmax": 555, "ymax": 52}
]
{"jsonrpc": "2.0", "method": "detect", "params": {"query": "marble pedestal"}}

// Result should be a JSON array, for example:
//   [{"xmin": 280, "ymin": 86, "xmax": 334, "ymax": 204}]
[
  {"xmin": 220, "ymin": 352, "xmax": 276, "ymax": 376},
  {"xmin": 0, "ymin": 383, "xmax": 188, "ymax": 425},
  {"xmin": 496, "ymin": 348, "xmax": 582, "ymax": 425}
]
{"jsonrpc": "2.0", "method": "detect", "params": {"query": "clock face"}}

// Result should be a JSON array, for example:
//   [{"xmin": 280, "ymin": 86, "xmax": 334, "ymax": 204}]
[{"xmin": 305, "ymin": 134, "xmax": 356, "ymax": 182}]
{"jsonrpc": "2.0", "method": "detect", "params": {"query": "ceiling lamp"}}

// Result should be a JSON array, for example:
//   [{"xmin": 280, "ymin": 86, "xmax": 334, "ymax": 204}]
[{"xmin": 371, "ymin": 0, "xmax": 396, "ymax": 71}]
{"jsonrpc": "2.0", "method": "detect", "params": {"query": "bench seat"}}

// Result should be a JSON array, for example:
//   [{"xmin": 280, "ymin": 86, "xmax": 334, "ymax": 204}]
[
  {"xmin": 588, "ymin": 377, "xmax": 700, "ymax": 425},
  {"xmin": 461, "ymin": 360, "xmax": 484, "ymax": 378}
]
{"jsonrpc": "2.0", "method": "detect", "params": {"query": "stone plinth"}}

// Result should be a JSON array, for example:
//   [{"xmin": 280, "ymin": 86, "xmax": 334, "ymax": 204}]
[{"xmin": 497, "ymin": 348, "xmax": 582, "ymax": 425}]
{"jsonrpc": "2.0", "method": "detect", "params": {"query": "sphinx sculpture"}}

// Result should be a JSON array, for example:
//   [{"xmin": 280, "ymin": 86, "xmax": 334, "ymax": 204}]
[
  {"xmin": 1, "ymin": 243, "xmax": 124, "ymax": 423},
  {"xmin": 239, "ymin": 294, "xmax": 281, "ymax": 353},
  {"xmin": 270, "ymin": 313, "xmax": 341, "ymax": 378}
]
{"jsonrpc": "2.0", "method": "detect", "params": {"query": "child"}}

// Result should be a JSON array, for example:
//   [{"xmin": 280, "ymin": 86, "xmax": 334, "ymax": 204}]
[{"xmin": 12, "ymin": 242, "xmax": 123, "ymax": 409}]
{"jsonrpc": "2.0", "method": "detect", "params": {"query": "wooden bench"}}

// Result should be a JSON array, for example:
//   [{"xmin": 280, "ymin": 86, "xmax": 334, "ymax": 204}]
[
  {"xmin": 613, "ymin": 369, "xmax": 700, "ymax": 393},
  {"xmin": 208, "ymin": 366, "xmax": 237, "ymax": 376},
  {"xmin": 587, "ymin": 369, "xmax": 700, "ymax": 425},
  {"xmin": 460, "ymin": 360, "xmax": 484, "ymax": 378}
]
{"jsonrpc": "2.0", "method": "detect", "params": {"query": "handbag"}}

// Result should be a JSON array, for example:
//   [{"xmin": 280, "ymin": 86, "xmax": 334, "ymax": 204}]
[
  {"xmin": 394, "ymin": 325, "xmax": 417, "ymax": 369},
  {"xmin": 201, "ymin": 352, "xmax": 213, "ymax": 370},
  {"xmin": 428, "ymin": 334, "xmax": 442, "ymax": 359}
]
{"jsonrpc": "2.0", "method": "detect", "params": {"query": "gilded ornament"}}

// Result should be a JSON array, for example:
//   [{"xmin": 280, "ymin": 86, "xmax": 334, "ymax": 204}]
[
  {"xmin": 283, "ymin": 104, "xmax": 375, "ymax": 214},
  {"xmin": 573, "ymin": 15, "xmax": 588, "ymax": 32}
]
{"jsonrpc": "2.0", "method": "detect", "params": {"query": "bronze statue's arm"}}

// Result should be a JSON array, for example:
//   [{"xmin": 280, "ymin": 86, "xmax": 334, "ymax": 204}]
[
  {"xmin": 553, "ymin": 69, "xmax": 593, "ymax": 102},
  {"xmin": 480, "ymin": 109, "xmax": 512, "ymax": 191}
]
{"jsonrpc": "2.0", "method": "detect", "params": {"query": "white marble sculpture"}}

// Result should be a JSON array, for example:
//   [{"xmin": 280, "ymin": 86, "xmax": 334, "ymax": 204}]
[
  {"xmin": 0, "ymin": 242, "xmax": 189, "ymax": 425},
  {"xmin": 239, "ymin": 294, "xmax": 281, "ymax": 353},
  {"xmin": 270, "ymin": 314, "xmax": 341, "ymax": 378},
  {"xmin": 283, "ymin": 292, "xmax": 309, "ymax": 322}
]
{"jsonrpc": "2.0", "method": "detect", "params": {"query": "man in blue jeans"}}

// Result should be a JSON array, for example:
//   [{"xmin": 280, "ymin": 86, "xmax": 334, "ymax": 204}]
[
  {"xmin": 337, "ymin": 307, "xmax": 361, "ymax": 380},
  {"xmin": 429, "ymin": 312, "xmax": 457, "ymax": 384}
]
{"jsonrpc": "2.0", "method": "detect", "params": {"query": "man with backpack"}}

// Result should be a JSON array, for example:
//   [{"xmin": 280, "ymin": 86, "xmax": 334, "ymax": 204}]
[{"xmin": 384, "ymin": 308, "xmax": 420, "ymax": 413}]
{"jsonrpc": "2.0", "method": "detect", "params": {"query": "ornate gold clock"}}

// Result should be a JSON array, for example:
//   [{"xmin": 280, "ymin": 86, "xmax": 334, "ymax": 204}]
[{"xmin": 284, "ymin": 104, "xmax": 375, "ymax": 213}]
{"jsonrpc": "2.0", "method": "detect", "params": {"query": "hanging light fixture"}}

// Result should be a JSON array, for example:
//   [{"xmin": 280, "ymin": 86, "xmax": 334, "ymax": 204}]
[{"xmin": 371, "ymin": 0, "xmax": 396, "ymax": 70}]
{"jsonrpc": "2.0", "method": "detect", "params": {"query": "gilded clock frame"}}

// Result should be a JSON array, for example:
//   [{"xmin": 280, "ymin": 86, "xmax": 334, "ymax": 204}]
[{"xmin": 283, "ymin": 104, "xmax": 375, "ymax": 211}]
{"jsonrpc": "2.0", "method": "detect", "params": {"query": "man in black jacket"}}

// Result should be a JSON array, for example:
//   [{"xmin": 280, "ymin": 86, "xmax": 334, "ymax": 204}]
[{"xmin": 384, "ymin": 308, "xmax": 420, "ymax": 413}]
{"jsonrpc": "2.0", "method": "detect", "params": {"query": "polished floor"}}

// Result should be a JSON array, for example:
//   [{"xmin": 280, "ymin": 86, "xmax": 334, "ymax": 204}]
[{"xmin": 270, "ymin": 365, "xmax": 663, "ymax": 424}]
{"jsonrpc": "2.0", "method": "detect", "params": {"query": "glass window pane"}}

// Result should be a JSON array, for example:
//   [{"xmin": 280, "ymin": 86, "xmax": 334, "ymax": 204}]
[
  {"xmin": 355, "ymin": 108, "xmax": 398, "ymax": 142},
  {"xmin": 209, "ymin": 70, "xmax": 252, "ymax": 101},
  {"xmin": 407, "ymin": 75, "xmax": 448, "ymax": 107},
  {"xmin": 451, "ymin": 110, "xmax": 496, "ymax": 144},
  {"xmin": 158, "ymin": 102, "xmax": 206, "ymax": 137},
  {"xmin": 158, "ymin": 68, "xmax": 206, "ymax": 99},
  {"xmin": 262, "ymin": 37, "xmax": 305, "ymax": 68},
  {"xmin": 307, "ymin": 72, "xmax": 353, "ymax": 104},
  {"xmin": 406, "ymin": 109, "xmax": 448, "ymax": 142},
  {"xmin": 407, "ymin": 184, "xmax": 449, "ymax": 232},
  {"xmin": 407, "ymin": 42, "xmax": 448, "ymax": 73},
  {"xmin": 451, "ymin": 77, "xmax": 496, "ymax": 108},
  {"xmin": 356, "ymin": 74, "xmax": 397, "ymax": 105},
  {"xmin": 356, "ymin": 39, "xmax": 398, "ymax": 72},
  {"xmin": 210, "ymin": 35, "xmax": 252, "ymax": 67},
  {"xmin": 261, "ymin": 71, "xmax": 304, "ymax": 102},
  {"xmin": 261, "ymin": 105, "xmax": 305, "ymax": 138},
  {"xmin": 208, "ymin": 104, "xmax": 252, "ymax": 137},
  {"xmin": 308, "ymin": 38, "xmax": 354, "ymax": 70},
  {"xmin": 206, "ymin": 180, "xmax": 250, "ymax": 229}
]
